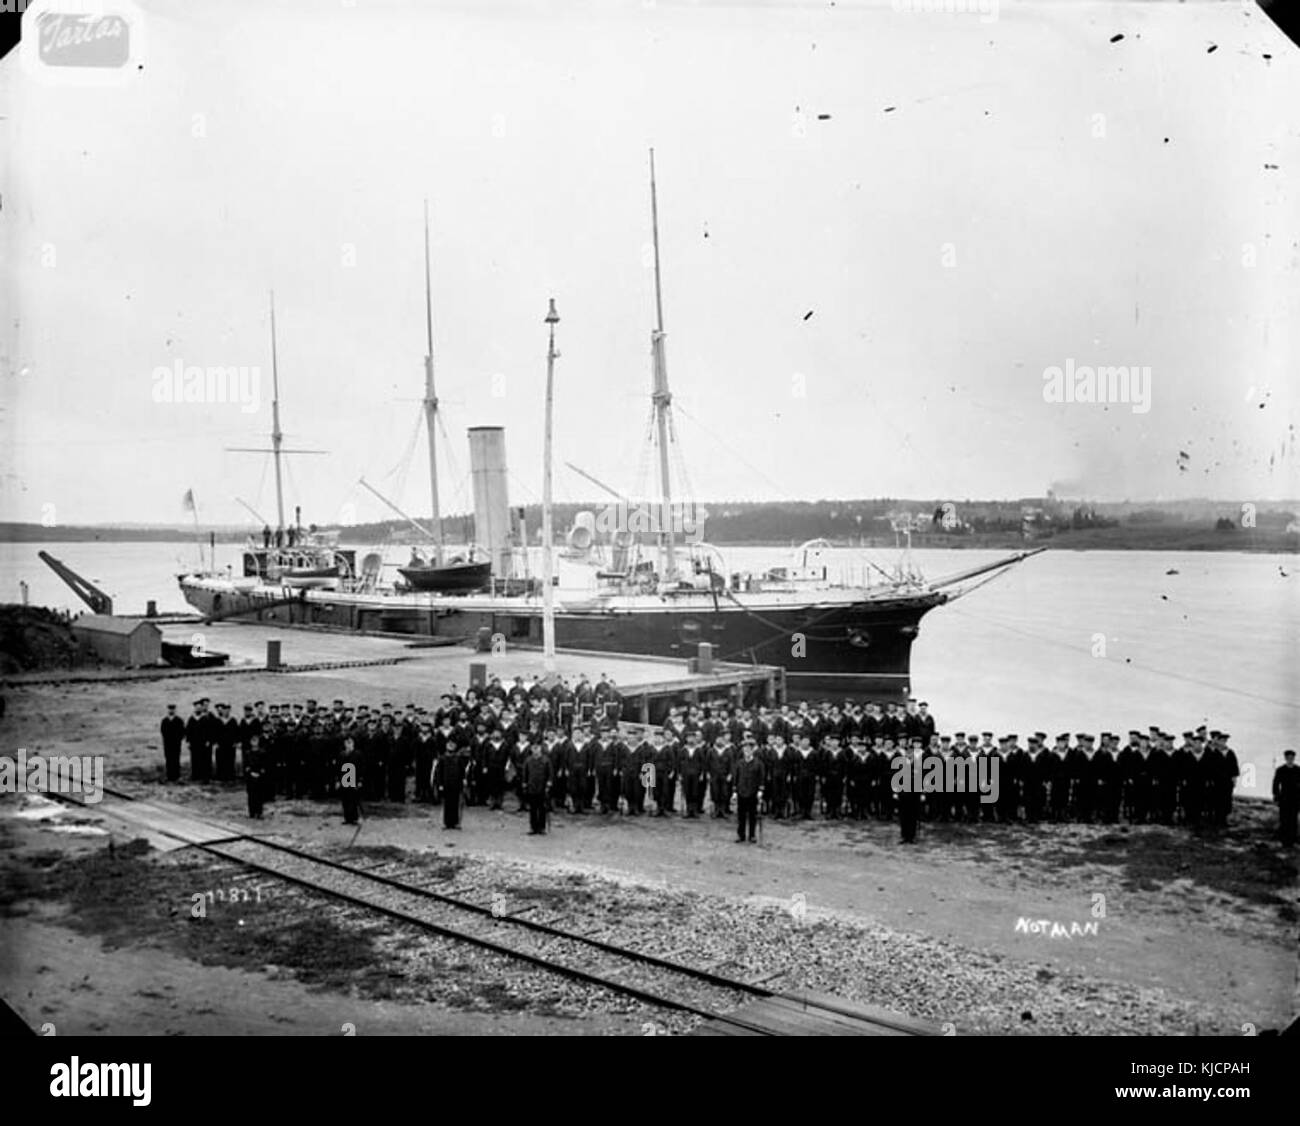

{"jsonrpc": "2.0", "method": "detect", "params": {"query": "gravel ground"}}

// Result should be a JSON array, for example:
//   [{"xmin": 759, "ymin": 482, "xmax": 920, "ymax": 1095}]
[{"xmin": 313, "ymin": 844, "xmax": 1249, "ymax": 1035}]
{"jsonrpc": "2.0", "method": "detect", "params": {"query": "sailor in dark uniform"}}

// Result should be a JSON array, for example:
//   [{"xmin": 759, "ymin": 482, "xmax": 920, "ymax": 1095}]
[
  {"xmin": 160, "ymin": 703, "xmax": 184, "ymax": 782},
  {"xmin": 483, "ymin": 726, "xmax": 512, "ymax": 811},
  {"xmin": 733, "ymin": 739, "xmax": 765, "ymax": 843},
  {"xmin": 1065, "ymin": 733, "xmax": 1090, "ymax": 821},
  {"xmin": 678, "ymin": 729, "xmax": 708, "ymax": 817},
  {"xmin": 990, "ymin": 736, "xmax": 1015, "ymax": 822},
  {"xmin": 874, "ymin": 737, "xmax": 897, "ymax": 821},
  {"xmin": 1215, "ymin": 733, "xmax": 1240, "ymax": 826},
  {"xmin": 210, "ymin": 702, "xmax": 236, "ymax": 780},
  {"xmin": 238, "ymin": 704, "xmax": 261, "ymax": 780},
  {"xmin": 1170, "ymin": 733, "xmax": 1194, "ymax": 824},
  {"xmin": 766, "ymin": 733, "xmax": 793, "ymax": 819},
  {"xmin": 919, "ymin": 737, "xmax": 945, "ymax": 821},
  {"xmin": 1074, "ymin": 734, "xmax": 1100, "ymax": 822},
  {"xmin": 1146, "ymin": 732, "xmax": 1173, "ymax": 825},
  {"xmin": 708, "ymin": 736, "xmax": 734, "ymax": 818},
  {"xmin": 902, "ymin": 701, "xmax": 923, "ymax": 748},
  {"xmin": 386, "ymin": 714, "xmax": 409, "ymax": 803},
  {"xmin": 545, "ymin": 728, "xmax": 569, "ymax": 812},
  {"xmin": 413, "ymin": 721, "xmax": 436, "ymax": 802},
  {"xmin": 593, "ymin": 728, "xmax": 620, "ymax": 814},
  {"xmin": 915, "ymin": 701, "xmax": 936, "ymax": 749},
  {"xmin": 186, "ymin": 699, "xmax": 212, "ymax": 782},
  {"xmin": 880, "ymin": 703, "xmax": 903, "ymax": 748},
  {"xmin": 1273, "ymin": 749, "xmax": 1299, "ymax": 847},
  {"xmin": 820, "ymin": 733, "xmax": 846, "ymax": 819},
  {"xmin": 522, "ymin": 742, "xmax": 553, "ymax": 834},
  {"xmin": 1021, "ymin": 735, "xmax": 1046, "ymax": 822},
  {"xmin": 935, "ymin": 736, "xmax": 961, "ymax": 821},
  {"xmin": 1182, "ymin": 735, "xmax": 1208, "ymax": 827},
  {"xmin": 652, "ymin": 729, "xmax": 677, "ymax": 816},
  {"xmin": 974, "ymin": 735, "xmax": 999, "ymax": 822},
  {"xmin": 793, "ymin": 735, "xmax": 818, "ymax": 819},
  {"xmin": 364, "ymin": 718, "xmax": 388, "ymax": 801},
  {"xmin": 566, "ymin": 727, "xmax": 594, "ymax": 813},
  {"xmin": 1046, "ymin": 734, "xmax": 1070, "ymax": 820},
  {"xmin": 1130, "ymin": 734, "xmax": 1158, "ymax": 823},
  {"xmin": 338, "ymin": 734, "xmax": 362, "ymax": 825},
  {"xmin": 244, "ymin": 733, "xmax": 267, "ymax": 818},
  {"xmin": 1196, "ymin": 735, "xmax": 1225, "ymax": 828},
  {"xmin": 896, "ymin": 742, "xmax": 921, "ymax": 843},
  {"xmin": 435, "ymin": 738, "xmax": 470, "ymax": 829},
  {"xmin": 623, "ymin": 731, "xmax": 652, "ymax": 815},
  {"xmin": 847, "ymin": 736, "xmax": 872, "ymax": 820},
  {"xmin": 1117, "ymin": 731, "xmax": 1142, "ymax": 820}
]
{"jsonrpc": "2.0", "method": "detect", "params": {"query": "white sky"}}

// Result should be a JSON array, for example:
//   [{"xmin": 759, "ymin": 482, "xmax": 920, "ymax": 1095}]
[{"xmin": 2, "ymin": 0, "xmax": 1298, "ymax": 527}]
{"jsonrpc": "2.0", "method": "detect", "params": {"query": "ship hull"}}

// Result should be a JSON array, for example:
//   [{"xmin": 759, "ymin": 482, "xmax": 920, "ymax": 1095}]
[{"xmin": 178, "ymin": 576, "xmax": 945, "ymax": 701}]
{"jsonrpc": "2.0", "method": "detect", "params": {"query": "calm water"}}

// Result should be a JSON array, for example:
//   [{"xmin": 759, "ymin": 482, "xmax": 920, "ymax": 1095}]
[{"xmin": 3, "ymin": 540, "xmax": 1296, "ymax": 793}]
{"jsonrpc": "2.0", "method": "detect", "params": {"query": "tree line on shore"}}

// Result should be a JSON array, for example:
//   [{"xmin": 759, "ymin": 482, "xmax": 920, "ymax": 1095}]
[{"xmin": 3, "ymin": 496, "xmax": 1296, "ymax": 549}]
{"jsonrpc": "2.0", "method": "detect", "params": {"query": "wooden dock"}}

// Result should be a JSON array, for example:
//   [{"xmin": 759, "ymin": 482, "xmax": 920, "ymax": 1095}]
[{"xmin": 141, "ymin": 621, "xmax": 784, "ymax": 718}]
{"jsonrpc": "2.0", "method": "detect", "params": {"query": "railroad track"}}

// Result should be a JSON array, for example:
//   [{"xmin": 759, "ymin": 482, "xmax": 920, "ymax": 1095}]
[{"xmin": 47, "ymin": 786, "xmax": 934, "ymax": 1036}]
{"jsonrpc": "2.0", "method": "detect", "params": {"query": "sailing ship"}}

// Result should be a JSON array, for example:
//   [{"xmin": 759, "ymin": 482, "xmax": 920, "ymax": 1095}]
[
  {"xmin": 224, "ymin": 296, "xmax": 356, "ymax": 592},
  {"xmin": 179, "ymin": 157, "xmax": 1043, "ymax": 699},
  {"xmin": 386, "ymin": 200, "xmax": 492, "ymax": 594}
]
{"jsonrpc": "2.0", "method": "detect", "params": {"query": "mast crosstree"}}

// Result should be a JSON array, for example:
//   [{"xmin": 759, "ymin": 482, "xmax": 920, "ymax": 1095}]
[{"xmin": 226, "ymin": 291, "xmax": 327, "ymax": 539}]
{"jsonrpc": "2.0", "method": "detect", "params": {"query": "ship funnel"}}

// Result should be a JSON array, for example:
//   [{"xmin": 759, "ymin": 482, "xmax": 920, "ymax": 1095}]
[{"xmin": 468, "ymin": 426, "xmax": 513, "ymax": 578}]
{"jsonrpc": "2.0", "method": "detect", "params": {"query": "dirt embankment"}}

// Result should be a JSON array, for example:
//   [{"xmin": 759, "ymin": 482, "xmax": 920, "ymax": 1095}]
[{"xmin": 0, "ymin": 605, "xmax": 84, "ymax": 676}]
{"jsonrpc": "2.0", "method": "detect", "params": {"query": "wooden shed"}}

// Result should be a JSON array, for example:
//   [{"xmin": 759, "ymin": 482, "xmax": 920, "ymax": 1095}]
[{"xmin": 71, "ymin": 615, "xmax": 162, "ymax": 667}]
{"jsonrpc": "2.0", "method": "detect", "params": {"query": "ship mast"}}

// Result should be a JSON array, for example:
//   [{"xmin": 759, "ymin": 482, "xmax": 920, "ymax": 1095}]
[
  {"xmin": 227, "ymin": 292, "xmax": 327, "ymax": 542},
  {"xmin": 423, "ymin": 200, "xmax": 444, "ymax": 565},
  {"xmin": 649, "ymin": 149, "xmax": 678, "ymax": 581},
  {"xmin": 269, "ymin": 290, "xmax": 286, "ymax": 535},
  {"xmin": 542, "ymin": 298, "xmax": 560, "ymax": 673}
]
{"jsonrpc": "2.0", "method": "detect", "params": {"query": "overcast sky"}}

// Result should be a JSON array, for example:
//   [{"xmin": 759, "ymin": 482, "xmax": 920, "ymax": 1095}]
[{"xmin": 2, "ymin": 0, "xmax": 1297, "ymax": 528}]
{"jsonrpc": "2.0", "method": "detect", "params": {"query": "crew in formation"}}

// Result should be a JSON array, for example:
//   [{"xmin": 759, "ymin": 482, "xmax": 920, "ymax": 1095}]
[{"xmin": 157, "ymin": 675, "xmax": 1286, "ymax": 843}]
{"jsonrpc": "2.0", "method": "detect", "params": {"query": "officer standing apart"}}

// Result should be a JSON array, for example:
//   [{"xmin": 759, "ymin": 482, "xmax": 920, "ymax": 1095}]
[
  {"xmin": 245, "ymin": 733, "xmax": 268, "ymax": 819},
  {"xmin": 1273, "ymin": 749, "xmax": 1300, "ymax": 847},
  {"xmin": 734, "ymin": 739, "xmax": 765, "ymax": 844},
  {"xmin": 523, "ymin": 742, "xmax": 553, "ymax": 835},
  {"xmin": 338, "ymin": 734, "xmax": 362, "ymax": 827},
  {"xmin": 436, "ymin": 738, "xmax": 470, "ymax": 830}
]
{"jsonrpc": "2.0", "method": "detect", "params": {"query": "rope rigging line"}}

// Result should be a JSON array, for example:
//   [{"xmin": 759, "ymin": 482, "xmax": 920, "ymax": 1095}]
[
  {"xmin": 434, "ymin": 410, "xmax": 471, "ymax": 518},
  {"xmin": 383, "ymin": 408, "xmax": 424, "ymax": 514},
  {"xmin": 630, "ymin": 407, "xmax": 656, "ymax": 505},
  {"xmin": 710, "ymin": 591, "xmax": 872, "ymax": 662},
  {"xmin": 943, "ymin": 602, "xmax": 1300, "ymax": 711},
  {"xmin": 253, "ymin": 454, "xmax": 270, "ymax": 519},
  {"xmin": 282, "ymin": 455, "xmax": 297, "ymax": 513}
]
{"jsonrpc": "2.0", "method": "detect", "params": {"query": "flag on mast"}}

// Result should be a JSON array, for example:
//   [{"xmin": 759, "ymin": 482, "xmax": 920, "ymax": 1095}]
[{"xmin": 182, "ymin": 489, "xmax": 204, "ymax": 569}]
